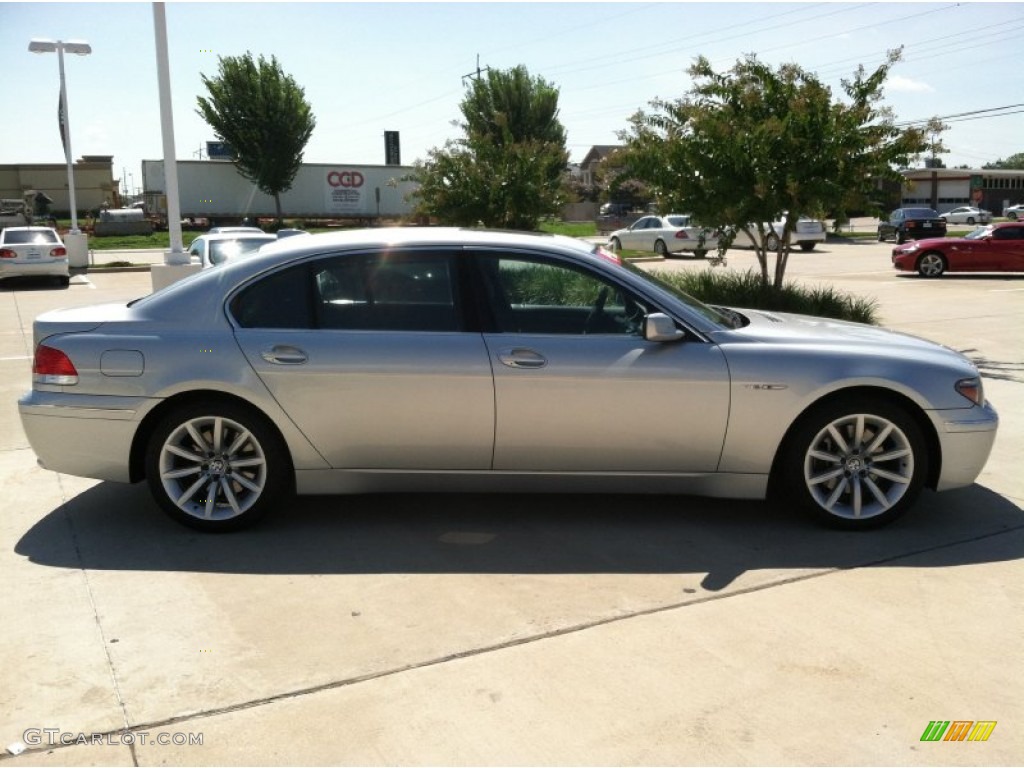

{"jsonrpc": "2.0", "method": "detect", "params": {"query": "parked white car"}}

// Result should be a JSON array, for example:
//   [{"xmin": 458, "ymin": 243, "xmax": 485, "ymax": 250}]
[
  {"xmin": 0, "ymin": 226, "xmax": 69, "ymax": 286},
  {"xmin": 941, "ymin": 206, "xmax": 992, "ymax": 225},
  {"xmin": 1003, "ymin": 203, "xmax": 1024, "ymax": 220},
  {"xmin": 732, "ymin": 216, "xmax": 827, "ymax": 252},
  {"xmin": 607, "ymin": 214, "xmax": 718, "ymax": 257},
  {"xmin": 187, "ymin": 232, "xmax": 278, "ymax": 268}
]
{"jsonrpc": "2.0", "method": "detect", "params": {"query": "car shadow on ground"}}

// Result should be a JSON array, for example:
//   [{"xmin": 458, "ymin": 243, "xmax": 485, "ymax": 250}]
[{"xmin": 15, "ymin": 482, "xmax": 1023, "ymax": 591}]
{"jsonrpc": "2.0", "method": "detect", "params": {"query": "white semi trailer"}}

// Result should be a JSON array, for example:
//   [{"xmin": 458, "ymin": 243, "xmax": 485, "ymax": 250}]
[{"xmin": 140, "ymin": 160, "xmax": 418, "ymax": 226}]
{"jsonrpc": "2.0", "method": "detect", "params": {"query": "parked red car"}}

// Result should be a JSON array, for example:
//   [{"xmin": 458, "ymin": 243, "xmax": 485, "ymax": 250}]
[{"xmin": 892, "ymin": 222, "xmax": 1024, "ymax": 277}]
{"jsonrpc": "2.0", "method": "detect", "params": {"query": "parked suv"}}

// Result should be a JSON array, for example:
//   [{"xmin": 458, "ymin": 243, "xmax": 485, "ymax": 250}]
[{"xmin": 878, "ymin": 208, "xmax": 947, "ymax": 244}]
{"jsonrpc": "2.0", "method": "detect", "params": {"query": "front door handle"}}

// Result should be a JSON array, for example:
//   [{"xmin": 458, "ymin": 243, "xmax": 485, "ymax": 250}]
[
  {"xmin": 260, "ymin": 345, "xmax": 308, "ymax": 365},
  {"xmin": 498, "ymin": 348, "xmax": 547, "ymax": 369}
]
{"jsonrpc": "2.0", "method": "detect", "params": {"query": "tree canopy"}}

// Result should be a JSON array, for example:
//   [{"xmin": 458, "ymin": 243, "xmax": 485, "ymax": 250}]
[
  {"xmin": 983, "ymin": 152, "xmax": 1024, "ymax": 170},
  {"xmin": 618, "ymin": 49, "xmax": 937, "ymax": 288},
  {"xmin": 411, "ymin": 65, "xmax": 568, "ymax": 230},
  {"xmin": 197, "ymin": 53, "xmax": 316, "ymax": 222}
]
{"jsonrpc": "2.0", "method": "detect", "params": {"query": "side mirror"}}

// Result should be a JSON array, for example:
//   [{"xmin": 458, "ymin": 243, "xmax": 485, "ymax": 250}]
[{"xmin": 644, "ymin": 312, "xmax": 685, "ymax": 343}]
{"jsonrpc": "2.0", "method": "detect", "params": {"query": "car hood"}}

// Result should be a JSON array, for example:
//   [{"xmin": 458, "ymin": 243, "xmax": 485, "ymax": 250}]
[
  {"xmin": 713, "ymin": 308, "xmax": 968, "ymax": 360},
  {"xmin": 894, "ymin": 236, "xmax": 960, "ymax": 250}
]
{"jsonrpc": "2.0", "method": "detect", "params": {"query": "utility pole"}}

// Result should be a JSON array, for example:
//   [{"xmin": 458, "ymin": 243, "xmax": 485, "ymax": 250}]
[{"xmin": 461, "ymin": 54, "xmax": 490, "ymax": 84}]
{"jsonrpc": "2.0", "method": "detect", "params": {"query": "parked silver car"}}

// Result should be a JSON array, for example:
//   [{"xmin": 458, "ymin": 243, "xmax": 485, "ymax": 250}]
[
  {"xmin": 607, "ymin": 214, "xmax": 717, "ymax": 257},
  {"xmin": 19, "ymin": 228, "xmax": 997, "ymax": 532},
  {"xmin": 941, "ymin": 206, "xmax": 992, "ymax": 225}
]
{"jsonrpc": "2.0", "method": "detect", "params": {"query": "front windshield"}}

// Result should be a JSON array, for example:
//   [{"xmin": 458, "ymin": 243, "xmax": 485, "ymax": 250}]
[
  {"xmin": 613, "ymin": 254, "xmax": 731, "ymax": 327},
  {"xmin": 964, "ymin": 226, "xmax": 993, "ymax": 240}
]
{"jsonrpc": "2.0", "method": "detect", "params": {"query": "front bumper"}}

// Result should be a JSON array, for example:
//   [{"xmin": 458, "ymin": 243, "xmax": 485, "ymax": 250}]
[{"xmin": 927, "ymin": 400, "xmax": 999, "ymax": 491}]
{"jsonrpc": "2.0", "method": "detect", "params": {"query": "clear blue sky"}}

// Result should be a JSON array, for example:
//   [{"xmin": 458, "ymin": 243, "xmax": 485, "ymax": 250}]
[{"xmin": 1, "ymin": 1, "xmax": 1021, "ymax": 194}]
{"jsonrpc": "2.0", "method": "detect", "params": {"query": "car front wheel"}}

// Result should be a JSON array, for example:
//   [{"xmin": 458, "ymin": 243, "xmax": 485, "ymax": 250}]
[
  {"xmin": 779, "ymin": 397, "xmax": 927, "ymax": 529},
  {"xmin": 917, "ymin": 252, "xmax": 946, "ymax": 277},
  {"xmin": 608, "ymin": 237, "xmax": 621, "ymax": 252},
  {"xmin": 966, "ymin": 217, "xmax": 975, "ymax": 225},
  {"xmin": 145, "ymin": 401, "xmax": 290, "ymax": 531}
]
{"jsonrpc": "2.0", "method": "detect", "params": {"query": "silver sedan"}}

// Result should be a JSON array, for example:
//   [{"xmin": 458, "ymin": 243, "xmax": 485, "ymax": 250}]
[
  {"xmin": 19, "ymin": 228, "xmax": 998, "ymax": 532},
  {"xmin": 941, "ymin": 207, "xmax": 992, "ymax": 225},
  {"xmin": 607, "ymin": 214, "xmax": 718, "ymax": 257}
]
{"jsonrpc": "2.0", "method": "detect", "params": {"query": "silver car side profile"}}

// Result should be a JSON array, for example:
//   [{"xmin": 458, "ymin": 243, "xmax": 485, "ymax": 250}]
[{"xmin": 19, "ymin": 228, "xmax": 997, "ymax": 532}]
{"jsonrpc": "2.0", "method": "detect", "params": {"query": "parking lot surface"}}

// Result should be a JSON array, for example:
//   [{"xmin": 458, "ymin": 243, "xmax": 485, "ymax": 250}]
[{"xmin": 1, "ymin": 239, "xmax": 1021, "ymax": 766}]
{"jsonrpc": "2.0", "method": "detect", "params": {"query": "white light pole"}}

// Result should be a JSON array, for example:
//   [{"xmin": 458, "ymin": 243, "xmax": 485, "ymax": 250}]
[{"xmin": 28, "ymin": 38, "xmax": 91, "ymax": 234}]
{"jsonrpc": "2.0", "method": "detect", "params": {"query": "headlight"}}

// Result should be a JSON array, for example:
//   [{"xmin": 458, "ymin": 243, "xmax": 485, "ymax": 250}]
[{"xmin": 955, "ymin": 377, "xmax": 984, "ymax": 406}]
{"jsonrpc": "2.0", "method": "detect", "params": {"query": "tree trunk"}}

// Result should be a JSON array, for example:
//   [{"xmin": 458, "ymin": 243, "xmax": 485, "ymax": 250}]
[{"xmin": 274, "ymin": 192, "xmax": 283, "ymax": 226}]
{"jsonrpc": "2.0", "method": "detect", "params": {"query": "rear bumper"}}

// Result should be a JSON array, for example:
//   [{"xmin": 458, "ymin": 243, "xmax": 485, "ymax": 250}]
[
  {"xmin": 18, "ymin": 391, "xmax": 155, "ymax": 482},
  {"xmin": 0, "ymin": 261, "xmax": 69, "ymax": 279}
]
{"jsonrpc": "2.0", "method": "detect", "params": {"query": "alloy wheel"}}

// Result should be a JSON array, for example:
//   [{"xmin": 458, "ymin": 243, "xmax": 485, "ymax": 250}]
[{"xmin": 803, "ymin": 413, "xmax": 915, "ymax": 521}]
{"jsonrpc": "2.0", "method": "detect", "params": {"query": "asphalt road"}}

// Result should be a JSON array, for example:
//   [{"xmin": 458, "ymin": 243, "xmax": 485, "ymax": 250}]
[{"xmin": 0, "ymin": 240, "xmax": 1020, "ymax": 766}]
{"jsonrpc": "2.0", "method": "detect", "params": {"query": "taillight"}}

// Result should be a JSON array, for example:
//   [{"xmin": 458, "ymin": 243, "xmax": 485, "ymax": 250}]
[
  {"xmin": 51, "ymin": 247, "xmax": 67, "ymax": 257},
  {"xmin": 33, "ymin": 344, "xmax": 79, "ymax": 385},
  {"xmin": 0, "ymin": 248, "xmax": 16, "ymax": 259},
  {"xmin": 674, "ymin": 229, "xmax": 690, "ymax": 239}
]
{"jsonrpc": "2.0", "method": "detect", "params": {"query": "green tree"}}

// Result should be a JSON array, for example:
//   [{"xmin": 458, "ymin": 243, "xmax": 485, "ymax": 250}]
[
  {"xmin": 618, "ymin": 50, "xmax": 936, "ymax": 289},
  {"xmin": 197, "ymin": 53, "xmax": 316, "ymax": 224},
  {"xmin": 412, "ymin": 65, "xmax": 568, "ymax": 230},
  {"xmin": 983, "ymin": 152, "xmax": 1024, "ymax": 170}
]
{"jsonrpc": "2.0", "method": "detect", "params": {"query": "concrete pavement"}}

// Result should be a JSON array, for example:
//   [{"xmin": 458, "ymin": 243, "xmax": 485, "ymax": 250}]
[{"xmin": 1, "ymin": 242, "xmax": 1020, "ymax": 765}]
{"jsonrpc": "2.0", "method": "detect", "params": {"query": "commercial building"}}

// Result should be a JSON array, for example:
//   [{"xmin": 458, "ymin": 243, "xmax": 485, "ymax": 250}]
[
  {"xmin": 0, "ymin": 156, "xmax": 118, "ymax": 216},
  {"xmin": 900, "ymin": 168, "xmax": 1024, "ymax": 215}
]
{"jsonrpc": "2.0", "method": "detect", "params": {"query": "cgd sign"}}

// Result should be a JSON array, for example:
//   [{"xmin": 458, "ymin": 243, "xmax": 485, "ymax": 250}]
[{"xmin": 327, "ymin": 170, "xmax": 365, "ymax": 188}]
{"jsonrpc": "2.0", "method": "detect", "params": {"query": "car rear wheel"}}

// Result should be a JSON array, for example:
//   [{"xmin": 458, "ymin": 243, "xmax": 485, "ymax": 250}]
[
  {"xmin": 145, "ymin": 401, "xmax": 290, "ymax": 531},
  {"xmin": 654, "ymin": 239, "xmax": 668, "ymax": 256},
  {"xmin": 1009, "ymin": 212, "xmax": 1019, "ymax": 221},
  {"xmin": 693, "ymin": 249, "xmax": 707, "ymax": 259},
  {"xmin": 877, "ymin": 230, "xmax": 887, "ymax": 242},
  {"xmin": 966, "ymin": 217, "xmax": 975, "ymax": 225},
  {"xmin": 778, "ymin": 397, "xmax": 927, "ymax": 530},
  {"xmin": 896, "ymin": 231, "xmax": 907, "ymax": 244},
  {"xmin": 916, "ymin": 252, "xmax": 946, "ymax": 277}
]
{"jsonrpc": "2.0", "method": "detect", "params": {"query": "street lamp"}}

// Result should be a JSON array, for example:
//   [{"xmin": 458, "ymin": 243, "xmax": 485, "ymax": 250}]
[{"xmin": 28, "ymin": 38, "xmax": 92, "ymax": 234}]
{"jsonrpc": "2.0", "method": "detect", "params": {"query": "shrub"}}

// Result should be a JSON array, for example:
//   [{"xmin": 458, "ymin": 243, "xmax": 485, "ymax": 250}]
[{"xmin": 650, "ymin": 268, "xmax": 878, "ymax": 324}]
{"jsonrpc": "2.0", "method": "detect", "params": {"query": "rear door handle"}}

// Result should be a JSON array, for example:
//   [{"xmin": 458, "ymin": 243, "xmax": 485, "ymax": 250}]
[
  {"xmin": 498, "ymin": 348, "xmax": 547, "ymax": 369},
  {"xmin": 260, "ymin": 345, "xmax": 308, "ymax": 365}
]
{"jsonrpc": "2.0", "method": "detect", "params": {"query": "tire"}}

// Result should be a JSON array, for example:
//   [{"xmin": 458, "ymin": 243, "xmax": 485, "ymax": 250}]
[
  {"xmin": 694, "ymin": 249, "xmax": 707, "ymax": 259},
  {"xmin": 654, "ymin": 239, "xmax": 668, "ymax": 257},
  {"xmin": 916, "ymin": 252, "xmax": 946, "ymax": 277},
  {"xmin": 608, "ymin": 237, "xmax": 621, "ymax": 252},
  {"xmin": 53, "ymin": 275, "xmax": 70, "ymax": 288},
  {"xmin": 877, "ymin": 229, "xmax": 887, "ymax": 242},
  {"xmin": 1009, "ymin": 212, "xmax": 1019, "ymax": 221},
  {"xmin": 799, "ymin": 242, "xmax": 816, "ymax": 252},
  {"xmin": 778, "ymin": 397, "xmax": 928, "ymax": 530},
  {"xmin": 765, "ymin": 233, "xmax": 780, "ymax": 252},
  {"xmin": 145, "ymin": 401, "xmax": 290, "ymax": 531},
  {"xmin": 966, "ymin": 217, "xmax": 975, "ymax": 225},
  {"xmin": 896, "ymin": 231, "xmax": 907, "ymax": 245}
]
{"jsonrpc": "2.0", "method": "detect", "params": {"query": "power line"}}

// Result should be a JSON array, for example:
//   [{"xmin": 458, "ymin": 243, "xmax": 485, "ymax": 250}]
[{"xmin": 896, "ymin": 104, "xmax": 1024, "ymax": 127}]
